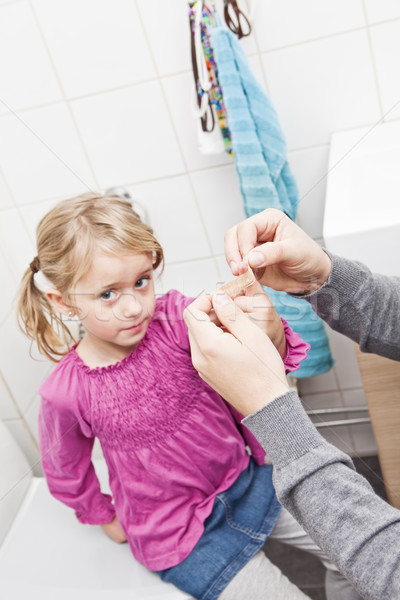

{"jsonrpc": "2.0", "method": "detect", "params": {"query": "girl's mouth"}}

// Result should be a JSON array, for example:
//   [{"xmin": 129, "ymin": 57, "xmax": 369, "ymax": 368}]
[{"xmin": 124, "ymin": 320, "xmax": 145, "ymax": 332}]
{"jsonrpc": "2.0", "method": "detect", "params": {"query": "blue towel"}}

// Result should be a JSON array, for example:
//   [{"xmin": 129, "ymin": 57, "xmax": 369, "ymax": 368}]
[{"xmin": 211, "ymin": 26, "xmax": 333, "ymax": 378}]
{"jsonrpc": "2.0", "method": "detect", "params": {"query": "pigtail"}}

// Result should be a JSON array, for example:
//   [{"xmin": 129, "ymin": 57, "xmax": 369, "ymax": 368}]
[{"xmin": 16, "ymin": 266, "xmax": 76, "ymax": 362}]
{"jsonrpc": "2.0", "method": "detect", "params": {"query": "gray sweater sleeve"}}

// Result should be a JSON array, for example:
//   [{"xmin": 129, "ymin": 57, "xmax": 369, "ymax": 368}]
[
  {"xmin": 243, "ymin": 392, "xmax": 400, "ymax": 600},
  {"xmin": 302, "ymin": 253, "xmax": 400, "ymax": 360},
  {"xmin": 241, "ymin": 256, "xmax": 400, "ymax": 599}
]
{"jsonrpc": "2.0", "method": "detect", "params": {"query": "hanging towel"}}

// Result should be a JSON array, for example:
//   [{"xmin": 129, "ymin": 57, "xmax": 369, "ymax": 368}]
[
  {"xmin": 188, "ymin": 3, "xmax": 233, "ymax": 156},
  {"xmin": 210, "ymin": 25, "xmax": 333, "ymax": 378}
]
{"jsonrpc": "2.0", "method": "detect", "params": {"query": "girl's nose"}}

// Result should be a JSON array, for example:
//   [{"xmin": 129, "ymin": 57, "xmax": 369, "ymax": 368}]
[{"xmin": 118, "ymin": 292, "xmax": 142, "ymax": 320}]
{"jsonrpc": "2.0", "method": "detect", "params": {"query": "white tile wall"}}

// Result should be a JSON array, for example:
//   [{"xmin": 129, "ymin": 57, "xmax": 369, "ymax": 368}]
[
  {"xmin": 262, "ymin": 31, "xmax": 381, "ymax": 150},
  {"xmin": 0, "ymin": 373, "xmax": 19, "ymax": 420},
  {"xmin": 24, "ymin": 395, "xmax": 41, "ymax": 443},
  {"xmin": 33, "ymin": 0, "xmax": 156, "ymax": 97},
  {"xmin": 136, "ymin": 0, "xmax": 192, "ymax": 77},
  {"xmin": 5, "ymin": 418, "xmax": 41, "ymax": 475},
  {"xmin": 364, "ymin": 0, "xmax": 400, "ymax": 23},
  {"xmin": 0, "ymin": 313, "xmax": 51, "ymax": 414},
  {"xmin": 0, "ymin": 171, "xmax": 14, "ymax": 210},
  {"xmin": 0, "ymin": 246, "xmax": 18, "ymax": 326},
  {"xmin": 191, "ymin": 165, "xmax": 246, "ymax": 255},
  {"xmin": 253, "ymin": 0, "xmax": 365, "ymax": 51},
  {"xmin": 70, "ymin": 82, "xmax": 185, "ymax": 188},
  {"xmin": 215, "ymin": 255, "xmax": 235, "ymax": 286},
  {"xmin": 19, "ymin": 198, "xmax": 59, "ymax": 244},
  {"xmin": 1, "ymin": 0, "xmax": 397, "ymax": 465},
  {"xmin": 0, "ymin": 209, "xmax": 35, "ymax": 279},
  {"xmin": 128, "ymin": 175, "xmax": 211, "ymax": 264},
  {"xmin": 0, "ymin": 104, "xmax": 96, "ymax": 204},
  {"xmin": 289, "ymin": 145, "xmax": 330, "ymax": 239},
  {"xmin": 156, "ymin": 257, "xmax": 220, "ymax": 298},
  {"xmin": 369, "ymin": 21, "xmax": 400, "ymax": 121},
  {"xmin": 0, "ymin": 2, "xmax": 62, "ymax": 115}
]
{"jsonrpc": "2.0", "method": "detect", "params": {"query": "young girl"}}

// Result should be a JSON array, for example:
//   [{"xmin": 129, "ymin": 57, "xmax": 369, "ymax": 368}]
[{"xmin": 17, "ymin": 193, "xmax": 360, "ymax": 600}]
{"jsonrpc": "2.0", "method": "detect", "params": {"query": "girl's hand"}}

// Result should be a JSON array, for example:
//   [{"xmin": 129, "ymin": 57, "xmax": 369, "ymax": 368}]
[
  {"xmin": 232, "ymin": 281, "xmax": 286, "ymax": 359},
  {"xmin": 101, "ymin": 516, "xmax": 127, "ymax": 544}
]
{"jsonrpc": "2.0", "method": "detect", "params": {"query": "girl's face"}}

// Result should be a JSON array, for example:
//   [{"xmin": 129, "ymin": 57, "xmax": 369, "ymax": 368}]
[{"xmin": 70, "ymin": 252, "xmax": 156, "ymax": 356}]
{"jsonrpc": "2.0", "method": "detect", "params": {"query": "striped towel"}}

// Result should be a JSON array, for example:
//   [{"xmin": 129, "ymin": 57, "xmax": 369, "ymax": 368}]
[{"xmin": 211, "ymin": 25, "xmax": 333, "ymax": 378}]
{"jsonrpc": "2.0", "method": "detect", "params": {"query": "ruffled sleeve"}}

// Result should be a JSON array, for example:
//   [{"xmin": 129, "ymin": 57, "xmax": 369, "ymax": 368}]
[
  {"xmin": 38, "ymin": 356, "xmax": 116, "ymax": 525},
  {"xmin": 153, "ymin": 290, "xmax": 194, "ymax": 352},
  {"xmin": 281, "ymin": 318, "xmax": 310, "ymax": 374}
]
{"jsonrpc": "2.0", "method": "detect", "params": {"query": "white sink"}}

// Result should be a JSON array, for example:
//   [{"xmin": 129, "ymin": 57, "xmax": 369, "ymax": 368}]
[{"xmin": 324, "ymin": 121, "xmax": 400, "ymax": 276}]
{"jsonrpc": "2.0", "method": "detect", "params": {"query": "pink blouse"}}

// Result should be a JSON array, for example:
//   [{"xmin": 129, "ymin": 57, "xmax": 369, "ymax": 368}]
[{"xmin": 38, "ymin": 290, "xmax": 309, "ymax": 570}]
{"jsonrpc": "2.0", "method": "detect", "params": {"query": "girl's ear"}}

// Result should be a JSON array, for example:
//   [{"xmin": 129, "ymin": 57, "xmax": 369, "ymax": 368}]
[{"xmin": 46, "ymin": 289, "xmax": 74, "ymax": 316}]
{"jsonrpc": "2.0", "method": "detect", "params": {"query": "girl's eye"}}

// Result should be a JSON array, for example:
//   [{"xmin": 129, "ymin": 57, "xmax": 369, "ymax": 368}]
[
  {"xmin": 100, "ymin": 290, "xmax": 117, "ymax": 301},
  {"xmin": 135, "ymin": 276, "xmax": 150, "ymax": 289}
]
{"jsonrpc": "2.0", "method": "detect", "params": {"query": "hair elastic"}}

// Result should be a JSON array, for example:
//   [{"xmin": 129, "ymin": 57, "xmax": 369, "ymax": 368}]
[{"xmin": 30, "ymin": 256, "xmax": 40, "ymax": 274}]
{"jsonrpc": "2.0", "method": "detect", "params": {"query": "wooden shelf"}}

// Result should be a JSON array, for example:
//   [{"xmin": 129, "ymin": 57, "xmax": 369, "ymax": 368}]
[{"xmin": 354, "ymin": 344, "xmax": 400, "ymax": 509}]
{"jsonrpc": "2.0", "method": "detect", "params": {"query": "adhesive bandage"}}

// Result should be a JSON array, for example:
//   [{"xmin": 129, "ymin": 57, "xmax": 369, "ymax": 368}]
[{"xmin": 218, "ymin": 266, "xmax": 255, "ymax": 298}]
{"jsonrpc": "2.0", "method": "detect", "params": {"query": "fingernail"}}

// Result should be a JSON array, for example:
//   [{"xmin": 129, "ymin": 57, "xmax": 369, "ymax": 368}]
[
  {"xmin": 229, "ymin": 261, "xmax": 237, "ymax": 274},
  {"xmin": 248, "ymin": 251, "xmax": 264, "ymax": 268},
  {"xmin": 213, "ymin": 292, "xmax": 233, "ymax": 306}
]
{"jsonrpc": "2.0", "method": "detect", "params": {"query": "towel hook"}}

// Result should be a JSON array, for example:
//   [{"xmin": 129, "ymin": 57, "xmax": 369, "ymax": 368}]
[{"xmin": 223, "ymin": 0, "xmax": 252, "ymax": 39}]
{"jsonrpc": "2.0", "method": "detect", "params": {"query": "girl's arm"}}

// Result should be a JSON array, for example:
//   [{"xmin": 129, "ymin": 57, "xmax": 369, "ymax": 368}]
[{"xmin": 39, "ymin": 396, "xmax": 116, "ymax": 525}]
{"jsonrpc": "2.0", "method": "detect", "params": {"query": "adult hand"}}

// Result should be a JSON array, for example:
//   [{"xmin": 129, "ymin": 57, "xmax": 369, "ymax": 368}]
[
  {"xmin": 234, "ymin": 281, "xmax": 286, "ymax": 359},
  {"xmin": 225, "ymin": 208, "xmax": 332, "ymax": 294},
  {"xmin": 183, "ymin": 293, "xmax": 290, "ymax": 417}
]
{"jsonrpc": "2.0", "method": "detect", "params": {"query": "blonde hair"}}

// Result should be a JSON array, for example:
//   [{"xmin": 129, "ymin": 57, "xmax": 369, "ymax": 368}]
[{"xmin": 17, "ymin": 192, "xmax": 164, "ymax": 362}]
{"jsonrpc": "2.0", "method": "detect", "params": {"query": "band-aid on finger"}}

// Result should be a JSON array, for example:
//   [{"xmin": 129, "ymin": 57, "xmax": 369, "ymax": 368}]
[{"xmin": 218, "ymin": 266, "xmax": 255, "ymax": 298}]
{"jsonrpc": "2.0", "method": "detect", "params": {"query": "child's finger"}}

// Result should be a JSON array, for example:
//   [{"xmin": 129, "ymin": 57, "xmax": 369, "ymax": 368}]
[{"xmin": 212, "ymin": 293, "xmax": 264, "ymax": 347}]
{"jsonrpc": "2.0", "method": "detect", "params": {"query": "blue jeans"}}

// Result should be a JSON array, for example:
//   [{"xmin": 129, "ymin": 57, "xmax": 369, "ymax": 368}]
[{"xmin": 158, "ymin": 459, "xmax": 281, "ymax": 600}]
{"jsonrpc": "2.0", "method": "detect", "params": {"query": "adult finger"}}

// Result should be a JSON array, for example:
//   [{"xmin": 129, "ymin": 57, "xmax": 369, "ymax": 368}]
[
  {"xmin": 236, "ymin": 209, "xmax": 287, "ymax": 257},
  {"xmin": 183, "ymin": 294, "xmax": 224, "ymax": 347},
  {"xmin": 212, "ymin": 293, "xmax": 263, "ymax": 346},
  {"xmin": 233, "ymin": 281, "xmax": 270, "ymax": 312},
  {"xmin": 213, "ymin": 294, "xmax": 289, "ymax": 392},
  {"xmin": 224, "ymin": 225, "xmax": 249, "ymax": 276},
  {"xmin": 247, "ymin": 239, "xmax": 288, "ymax": 270},
  {"xmin": 234, "ymin": 294, "xmax": 273, "ymax": 315},
  {"xmin": 183, "ymin": 293, "xmax": 213, "ymax": 322},
  {"xmin": 243, "ymin": 280, "xmax": 265, "ymax": 296}
]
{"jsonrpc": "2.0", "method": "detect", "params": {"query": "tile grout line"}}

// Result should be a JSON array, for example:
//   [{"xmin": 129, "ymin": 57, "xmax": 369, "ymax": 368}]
[
  {"xmin": 257, "ymin": 20, "xmax": 400, "ymax": 55},
  {"xmin": 361, "ymin": 0, "xmax": 385, "ymax": 119},
  {"xmin": 28, "ymin": 0, "xmax": 100, "ymax": 194},
  {"xmin": 135, "ymin": 0, "xmax": 222, "ymax": 277}
]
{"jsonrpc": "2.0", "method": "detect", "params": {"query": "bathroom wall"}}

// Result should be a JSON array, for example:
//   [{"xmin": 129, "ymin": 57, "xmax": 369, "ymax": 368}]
[{"xmin": 1, "ymin": 0, "xmax": 399, "ymax": 472}]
